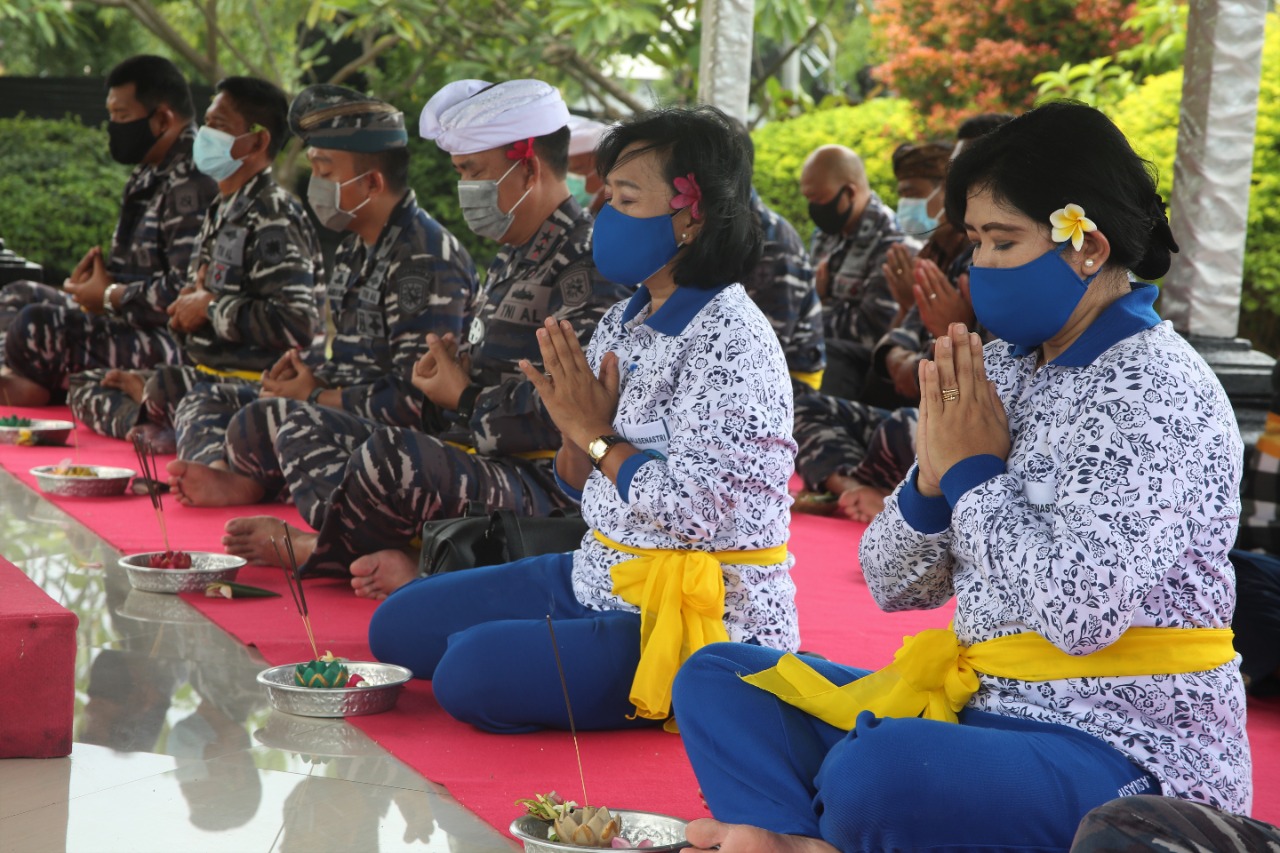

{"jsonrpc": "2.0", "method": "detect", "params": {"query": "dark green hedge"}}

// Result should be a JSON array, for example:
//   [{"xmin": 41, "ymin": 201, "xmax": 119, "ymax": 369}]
[{"xmin": 0, "ymin": 116, "xmax": 129, "ymax": 281}]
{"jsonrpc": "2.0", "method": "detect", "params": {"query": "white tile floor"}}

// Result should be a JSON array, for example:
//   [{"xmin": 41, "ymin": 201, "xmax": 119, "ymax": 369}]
[{"xmin": 0, "ymin": 469, "xmax": 515, "ymax": 852}]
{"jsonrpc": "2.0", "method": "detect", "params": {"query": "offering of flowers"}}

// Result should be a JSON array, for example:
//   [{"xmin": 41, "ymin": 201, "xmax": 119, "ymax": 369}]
[
  {"xmin": 0, "ymin": 414, "xmax": 33, "ymax": 427},
  {"xmin": 517, "ymin": 793, "xmax": 654, "ymax": 848},
  {"xmin": 294, "ymin": 650, "xmax": 366, "ymax": 689},
  {"xmin": 146, "ymin": 550, "xmax": 193, "ymax": 569},
  {"xmin": 50, "ymin": 460, "xmax": 98, "ymax": 477}
]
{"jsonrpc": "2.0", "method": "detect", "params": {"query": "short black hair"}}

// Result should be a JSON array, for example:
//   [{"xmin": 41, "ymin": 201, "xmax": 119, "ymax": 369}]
[
  {"xmin": 596, "ymin": 106, "xmax": 763, "ymax": 289},
  {"xmin": 353, "ymin": 147, "xmax": 411, "ymax": 193},
  {"xmin": 106, "ymin": 55, "xmax": 195, "ymax": 120},
  {"xmin": 956, "ymin": 113, "xmax": 1015, "ymax": 141},
  {"xmin": 517, "ymin": 125, "xmax": 570, "ymax": 179},
  {"xmin": 214, "ymin": 76, "xmax": 289, "ymax": 158},
  {"xmin": 945, "ymin": 101, "xmax": 1176, "ymax": 281}
]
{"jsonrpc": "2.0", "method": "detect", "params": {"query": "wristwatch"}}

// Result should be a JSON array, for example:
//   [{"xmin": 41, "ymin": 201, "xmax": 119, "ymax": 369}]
[
  {"xmin": 586, "ymin": 434, "xmax": 625, "ymax": 469},
  {"xmin": 103, "ymin": 282, "xmax": 124, "ymax": 316}
]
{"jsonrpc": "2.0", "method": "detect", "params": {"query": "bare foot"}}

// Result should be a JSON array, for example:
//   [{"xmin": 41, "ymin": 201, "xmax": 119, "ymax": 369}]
[
  {"xmin": 350, "ymin": 549, "xmax": 419, "ymax": 600},
  {"xmin": 838, "ymin": 485, "xmax": 889, "ymax": 523},
  {"xmin": 685, "ymin": 818, "xmax": 839, "ymax": 853},
  {"xmin": 223, "ymin": 516, "xmax": 316, "ymax": 566},
  {"xmin": 0, "ymin": 369, "xmax": 51, "ymax": 406},
  {"xmin": 126, "ymin": 423, "xmax": 176, "ymax": 455},
  {"xmin": 101, "ymin": 369, "xmax": 145, "ymax": 403},
  {"xmin": 167, "ymin": 459, "xmax": 266, "ymax": 507}
]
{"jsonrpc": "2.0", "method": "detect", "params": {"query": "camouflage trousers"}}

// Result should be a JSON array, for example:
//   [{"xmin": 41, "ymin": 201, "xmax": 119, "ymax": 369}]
[
  {"xmin": 296, "ymin": 419, "xmax": 571, "ymax": 577},
  {"xmin": 65, "ymin": 365, "xmax": 247, "ymax": 442},
  {"xmin": 223, "ymin": 398, "xmax": 365, "ymax": 527},
  {"xmin": 0, "ymin": 281, "xmax": 182, "ymax": 399},
  {"xmin": 793, "ymin": 388, "xmax": 918, "ymax": 492},
  {"xmin": 1070, "ymin": 796, "xmax": 1280, "ymax": 852},
  {"xmin": 168, "ymin": 379, "xmax": 260, "ymax": 465}
]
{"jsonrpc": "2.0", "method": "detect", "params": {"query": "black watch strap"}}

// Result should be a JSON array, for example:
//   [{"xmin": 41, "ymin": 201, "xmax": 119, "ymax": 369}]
[{"xmin": 456, "ymin": 383, "xmax": 484, "ymax": 421}]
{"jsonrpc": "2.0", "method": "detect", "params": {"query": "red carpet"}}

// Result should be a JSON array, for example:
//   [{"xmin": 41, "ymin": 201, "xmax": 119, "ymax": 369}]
[{"xmin": 2, "ymin": 405, "xmax": 1278, "ymax": 829}]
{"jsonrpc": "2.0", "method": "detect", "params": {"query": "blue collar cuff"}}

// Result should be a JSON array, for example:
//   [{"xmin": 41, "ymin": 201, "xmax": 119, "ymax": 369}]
[{"xmin": 621, "ymin": 282, "xmax": 732, "ymax": 336}]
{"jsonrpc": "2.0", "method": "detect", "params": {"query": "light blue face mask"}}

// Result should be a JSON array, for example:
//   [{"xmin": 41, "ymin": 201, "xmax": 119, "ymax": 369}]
[
  {"xmin": 193, "ymin": 125, "xmax": 259, "ymax": 182},
  {"xmin": 896, "ymin": 187, "xmax": 941, "ymax": 237},
  {"xmin": 566, "ymin": 173, "xmax": 595, "ymax": 207}
]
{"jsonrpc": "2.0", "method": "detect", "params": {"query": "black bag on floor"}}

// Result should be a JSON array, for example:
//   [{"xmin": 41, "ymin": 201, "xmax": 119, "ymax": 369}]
[{"xmin": 418, "ymin": 506, "xmax": 589, "ymax": 576}]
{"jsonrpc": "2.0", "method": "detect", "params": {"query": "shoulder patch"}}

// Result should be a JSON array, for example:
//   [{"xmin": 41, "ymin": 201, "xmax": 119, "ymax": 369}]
[
  {"xmin": 395, "ymin": 261, "xmax": 433, "ymax": 314},
  {"xmin": 255, "ymin": 225, "xmax": 290, "ymax": 267},
  {"xmin": 558, "ymin": 260, "xmax": 593, "ymax": 308}
]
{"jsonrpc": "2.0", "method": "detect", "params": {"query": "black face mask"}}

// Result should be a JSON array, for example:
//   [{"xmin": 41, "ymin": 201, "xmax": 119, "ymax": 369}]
[
  {"xmin": 808, "ymin": 187, "xmax": 853, "ymax": 235},
  {"xmin": 108, "ymin": 113, "xmax": 158, "ymax": 165}
]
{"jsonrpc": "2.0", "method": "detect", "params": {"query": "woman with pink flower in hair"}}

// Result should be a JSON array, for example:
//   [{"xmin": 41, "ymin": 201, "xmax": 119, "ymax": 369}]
[
  {"xmin": 370, "ymin": 106, "xmax": 800, "ymax": 734},
  {"xmin": 674, "ymin": 102, "xmax": 1248, "ymax": 853}
]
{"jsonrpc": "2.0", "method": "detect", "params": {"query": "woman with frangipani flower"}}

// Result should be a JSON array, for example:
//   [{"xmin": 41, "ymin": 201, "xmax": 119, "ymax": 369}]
[{"xmin": 675, "ymin": 102, "xmax": 1248, "ymax": 853}]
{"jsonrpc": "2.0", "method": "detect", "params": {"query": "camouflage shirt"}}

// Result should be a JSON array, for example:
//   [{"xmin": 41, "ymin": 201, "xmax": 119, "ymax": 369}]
[
  {"xmin": 444, "ymin": 196, "xmax": 633, "ymax": 456},
  {"xmin": 108, "ymin": 124, "xmax": 220, "ymax": 330},
  {"xmin": 743, "ymin": 190, "xmax": 825, "ymax": 378},
  {"xmin": 811, "ymin": 192, "xmax": 914, "ymax": 348},
  {"xmin": 176, "ymin": 169, "xmax": 324, "ymax": 372},
  {"xmin": 315, "ymin": 190, "xmax": 477, "ymax": 427}
]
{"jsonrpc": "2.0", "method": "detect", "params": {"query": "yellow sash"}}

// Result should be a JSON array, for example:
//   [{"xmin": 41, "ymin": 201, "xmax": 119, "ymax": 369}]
[
  {"xmin": 1257, "ymin": 411, "xmax": 1280, "ymax": 458},
  {"xmin": 443, "ymin": 440, "xmax": 557, "ymax": 461},
  {"xmin": 195, "ymin": 363, "xmax": 263, "ymax": 383},
  {"xmin": 744, "ymin": 626, "xmax": 1236, "ymax": 728},
  {"xmin": 789, "ymin": 369, "xmax": 824, "ymax": 391},
  {"xmin": 596, "ymin": 530, "xmax": 790, "ymax": 723}
]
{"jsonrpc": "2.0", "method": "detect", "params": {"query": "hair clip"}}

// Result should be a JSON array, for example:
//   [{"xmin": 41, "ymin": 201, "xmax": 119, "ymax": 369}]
[
  {"xmin": 507, "ymin": 137, "xmax": 537, "ymax": 163},
  {"xmin": 1050, "ymin": 203, "xmax": 1097, "ymax": 251},
  {"xmin": 670, "ymin": 173, "xmax": 702, "ymax": 221}
]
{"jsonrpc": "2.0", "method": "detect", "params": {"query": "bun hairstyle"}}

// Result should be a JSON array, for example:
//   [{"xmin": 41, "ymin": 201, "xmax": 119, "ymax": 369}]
[
  {"xmin": 944, "ymin": 101, "xmax": 1179, "ymax": 280},
  {"xmin": 594, "ymin": 105, "xmax": 763, "ymax": 289}
]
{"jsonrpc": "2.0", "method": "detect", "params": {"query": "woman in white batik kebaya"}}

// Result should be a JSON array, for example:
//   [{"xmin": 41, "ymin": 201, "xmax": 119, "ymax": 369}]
[
  {"xmin": 673, "ymin": 102, "xmax": 1249, "ymax": 853},
  {"xmin": 367, "ymin": 105, "xmax": 798, "ymax": 735}
]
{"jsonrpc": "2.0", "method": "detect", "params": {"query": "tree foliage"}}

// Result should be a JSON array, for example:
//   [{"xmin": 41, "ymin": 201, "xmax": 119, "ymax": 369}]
[{"xmin": 872, "ymin": 0, "xmax": 1142, "ymax": 136}]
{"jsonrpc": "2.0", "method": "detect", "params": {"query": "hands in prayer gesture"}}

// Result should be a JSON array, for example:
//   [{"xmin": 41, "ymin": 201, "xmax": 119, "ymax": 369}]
[
  {"xmin": 411, "ymin": 332, "xmax": 471, "ymax": 410},
  {"xmin": 520, "ymin": 316, "xmax": 619, "ymax": 452},
  {"xmin": 915, "ymin": 323, "xmax": 1010, "ymax": 497},
  {"xmin": 914, "ymin": 262, "xmax": 974, "ymax": 339}
]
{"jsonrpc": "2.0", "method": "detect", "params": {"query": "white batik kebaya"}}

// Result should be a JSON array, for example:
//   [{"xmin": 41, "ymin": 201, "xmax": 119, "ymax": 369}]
[
  {"xmin": 860, "ymin": 283, "xmax": 1252, "ymax": 814},
  {"xmin": 561, "ymin": 282, "xmax": 801, "ymax": 652}
]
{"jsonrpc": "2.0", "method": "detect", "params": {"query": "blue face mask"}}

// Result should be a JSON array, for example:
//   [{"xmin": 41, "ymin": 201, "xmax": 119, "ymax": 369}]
[
  {"xmin": 592, "ymin": 204, "xmax": 680, "ymax": 287},
  {"xmin": 194, "ymin": 125, "xmax": 255, "ymax": 181},
  {"xmin": 968, "ymin": 244, "xmax": 1098, "ymax": 348}
]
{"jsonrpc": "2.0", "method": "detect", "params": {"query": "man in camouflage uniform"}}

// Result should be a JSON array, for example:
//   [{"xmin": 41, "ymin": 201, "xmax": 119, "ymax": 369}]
[
  {"xmin": 800, "ymin": 144, "xmax": 913, "ymax": 401},
  {"xmin": 1070, "ymin": 796, "xmax": 1280, "ymax": 852},
  {"xmin": 746, "ymin": 189, "xmax": 825, "ymax": 396},
  {"xmin": 166, "ymin": 83, "xmax": 477, "ymax": 509},
  {"xmin": 67, "ymin": 76, "xmax": 325, "ymax": 448},
  {"xmin": 219, "ymin": 79, "xmax": 629, "ymax": 594},
  {"xmin": 0, "ymin": 55, "xmax": 218, "ymax": 406}
]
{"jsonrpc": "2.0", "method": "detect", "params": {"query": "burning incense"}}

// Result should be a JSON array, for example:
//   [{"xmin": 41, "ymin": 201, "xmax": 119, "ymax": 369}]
[
  {"xmin": 546, "ymin": 615, "xmax": 589, "ymax": 807},
  {"xmin": 131, "ymin": 433, "xmax": 170, "ymax": 552},
  {"xmin": 273, "ymin": 529, "xmax": 319, "ymax": 660}
]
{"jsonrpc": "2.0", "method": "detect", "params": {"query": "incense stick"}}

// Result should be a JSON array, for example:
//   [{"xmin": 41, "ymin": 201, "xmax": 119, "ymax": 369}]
[
  {"xmin": 546, "ymin": 615, "xmax": 589, "ymax": 807},
  {"xmin": 131, "ymin": 433, "xmax": 170, "ymax": 552},
  {"xmin": 273, "ymin": 531, "xmax": 319, "ymax": 660}
]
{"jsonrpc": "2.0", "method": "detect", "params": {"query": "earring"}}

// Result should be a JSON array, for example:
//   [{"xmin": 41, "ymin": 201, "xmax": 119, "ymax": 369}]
[{"xmin": 1084, "ymin": 259, "xmax": 1095, "ymax": 267}]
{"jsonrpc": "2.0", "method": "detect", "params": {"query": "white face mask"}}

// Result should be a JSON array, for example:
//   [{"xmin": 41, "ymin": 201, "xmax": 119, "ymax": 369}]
[
  {"xmin": 307, "ymin": 171, "xmax": 372, "ymax": 231},
  {"xmin": 457, "ymin": 160, "xmax": 531, "ymax": 242}
]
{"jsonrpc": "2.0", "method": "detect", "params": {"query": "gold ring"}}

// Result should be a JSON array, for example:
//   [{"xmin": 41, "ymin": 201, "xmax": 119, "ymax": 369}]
[
  {"xmin": 941, "ymin": 388, "xmax": 960, "ymax": 402},
  {"xmin": 929, "ymin": 293, "xmax": 938, "ymax": 300},
  {"xmin": 896, "ymin": 268, "xmax": 904, "ymax": 274}
]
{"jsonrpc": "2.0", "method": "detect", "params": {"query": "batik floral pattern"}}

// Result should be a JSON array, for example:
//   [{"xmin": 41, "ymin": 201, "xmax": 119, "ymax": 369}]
[
  {"xmin": 860, "ymin": 321, "xmax": 1252, "ymax": 813},
  {"xmin": 571, "ymin": 284, "xmax": 800, "ymax": 651}
]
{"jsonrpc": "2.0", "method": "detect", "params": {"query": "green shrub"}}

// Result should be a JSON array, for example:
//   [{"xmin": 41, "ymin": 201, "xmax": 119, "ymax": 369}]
[
  {"xmin": 0, "ymin": 116, "xmax": 129, "ymax": 280},
  {"xmin": 751, "ymin": 98, "xmax": 925, "ymax": 238},
  {"xmin": 1108, "ymin": 14, "xmax": 1280, "ymax": 351}
]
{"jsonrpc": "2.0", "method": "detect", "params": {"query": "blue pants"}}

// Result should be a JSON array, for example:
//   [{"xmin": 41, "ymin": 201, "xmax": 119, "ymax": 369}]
[
  {"xmin": 368, "ymin": 553, "xmax": 659, "ymax": 733},
  {"xmin": 673, "ymin": 643, "xmax": 1160, "ymax": 853}
]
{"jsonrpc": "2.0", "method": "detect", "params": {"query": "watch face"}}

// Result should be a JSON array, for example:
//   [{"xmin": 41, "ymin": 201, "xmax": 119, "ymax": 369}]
[{"xmin": 588, "ymin": 438, "xmax": 607, "ymax": 461}]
